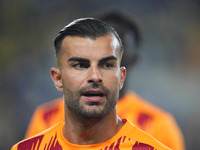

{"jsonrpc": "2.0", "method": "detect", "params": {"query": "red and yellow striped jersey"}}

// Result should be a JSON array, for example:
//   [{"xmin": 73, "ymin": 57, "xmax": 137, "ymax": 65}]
[{"xmin": 12, "ymin": 120, "xmax": 171, "ymax": 150}]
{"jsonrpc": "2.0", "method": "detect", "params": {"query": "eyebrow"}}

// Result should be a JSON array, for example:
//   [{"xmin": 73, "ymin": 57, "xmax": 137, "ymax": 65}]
[
  {"xmin": 99, "ymin": 56, "xmax": 117, "ymax": 63},
  {"xmin": 68, "ymin": 57, "xmax": 90, "ymax": 63},
  {"xmin": 68, "ymin": 56, "xmax": 117, "ymax": 63}
]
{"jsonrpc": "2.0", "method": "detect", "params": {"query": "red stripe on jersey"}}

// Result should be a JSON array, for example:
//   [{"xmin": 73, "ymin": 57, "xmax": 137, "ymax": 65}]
[
  {"xmin": 18, "ymin": 135, "xmax": 44, "ymax": 150},
  {"xmin": 132, "ymin": 141, "xmax": 155, "ymax": 150}
]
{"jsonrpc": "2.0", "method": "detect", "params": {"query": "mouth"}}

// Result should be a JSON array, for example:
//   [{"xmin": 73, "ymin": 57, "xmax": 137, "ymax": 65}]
[{"xmin": 82, "ymin": 90, "xmax": 106, "ymax": 102}]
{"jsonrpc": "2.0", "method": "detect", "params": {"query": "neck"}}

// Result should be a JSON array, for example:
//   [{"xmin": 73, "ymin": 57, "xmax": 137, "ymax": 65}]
[{"xmin": 63, "ymin": 106, "xmax": 124, "ymax": 145}]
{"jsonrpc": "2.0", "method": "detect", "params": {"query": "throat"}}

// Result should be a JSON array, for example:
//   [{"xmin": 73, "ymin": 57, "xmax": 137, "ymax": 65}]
[{"xmin": 63, "ymin": 111, "xmax": 124, "ymax": 145}]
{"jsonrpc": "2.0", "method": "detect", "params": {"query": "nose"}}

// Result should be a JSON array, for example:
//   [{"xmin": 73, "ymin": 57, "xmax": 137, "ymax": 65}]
[{"xmin": 88, "ymin": 66, "xmax": 102, "ymax": 83}]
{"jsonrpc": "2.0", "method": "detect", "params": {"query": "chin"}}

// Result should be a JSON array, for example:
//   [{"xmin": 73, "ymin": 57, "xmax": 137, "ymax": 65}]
[{"xmin": 80, "ymin": 107, "xmax": 109, "ymax": 119}]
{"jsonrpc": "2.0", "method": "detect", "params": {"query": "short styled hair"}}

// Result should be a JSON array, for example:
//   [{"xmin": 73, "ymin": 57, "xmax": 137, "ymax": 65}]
[{"xmin": 54, "ymin": 18, "xmax": 123, "ymax": 58}]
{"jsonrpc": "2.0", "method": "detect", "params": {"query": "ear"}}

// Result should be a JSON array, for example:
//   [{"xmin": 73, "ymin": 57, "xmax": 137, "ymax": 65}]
[
  {"xmin": 119, "ymin": 66, "xmax": 126, "ymax": 90},
  {"xmin": 50, "ymin": 67, "xmax": 63, "ymax": 92}
]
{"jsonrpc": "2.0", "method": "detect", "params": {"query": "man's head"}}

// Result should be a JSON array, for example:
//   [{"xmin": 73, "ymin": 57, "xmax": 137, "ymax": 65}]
[{"xmin": 51, "ymin": 18, "xmax": 126, "ymax": 119}]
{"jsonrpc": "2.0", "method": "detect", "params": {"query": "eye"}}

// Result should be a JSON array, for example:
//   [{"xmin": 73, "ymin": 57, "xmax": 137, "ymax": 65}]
[
  {"xmin": 100, "ymin": 62, "xmax": 114, "ymax": 69},
  {"xmin": 72, "ymin": 63, "xmax": 90, "ymax": 69}
]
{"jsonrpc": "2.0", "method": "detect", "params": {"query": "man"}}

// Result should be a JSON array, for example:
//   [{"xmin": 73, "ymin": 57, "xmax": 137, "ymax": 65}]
[
  {"xmin": 25, "ymin": 12, "xmax": 185, "ymax": 150},
  {"xmin": 11, "ymin": 18, "xmax": 171, "ymax": 150}
]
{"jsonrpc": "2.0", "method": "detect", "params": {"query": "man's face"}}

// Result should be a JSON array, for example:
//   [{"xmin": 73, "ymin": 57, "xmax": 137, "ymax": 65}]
[{"xmin": 51, "ymin": 34, "xmax": 126, "ymax": 118}]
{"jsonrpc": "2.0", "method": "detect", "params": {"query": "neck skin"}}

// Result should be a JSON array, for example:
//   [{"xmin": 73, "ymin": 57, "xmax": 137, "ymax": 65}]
[{"xmin": 63, "ymin": 105, "xmax": 124, "ymax": 145}]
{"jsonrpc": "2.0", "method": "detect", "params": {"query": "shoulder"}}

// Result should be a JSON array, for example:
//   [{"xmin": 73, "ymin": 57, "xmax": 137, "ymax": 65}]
[
  {"xmin": 12, "ymin": 134, "xmax": 45, "ymax": 150},
  {"xmin": 11, "ymin": 121, "xmax": 64, "ymax": 150},
  {"xmin": 123, "ymin": 120, "xmax": 172, "ymax": 150}
]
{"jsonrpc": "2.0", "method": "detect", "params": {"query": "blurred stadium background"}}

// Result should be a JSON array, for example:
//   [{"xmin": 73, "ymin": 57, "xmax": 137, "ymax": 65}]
[{"xmin": 0, "ymin": 1, "xmax": 200, "ymax": 149}]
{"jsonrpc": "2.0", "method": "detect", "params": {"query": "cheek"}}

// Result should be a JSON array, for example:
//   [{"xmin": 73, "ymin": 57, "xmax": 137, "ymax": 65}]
[
  {"xmin": 61, "ymin": 71, "xmax": 85, "ymax": 90},
  {"xmin": 103, "ymin": 71, "xmax": 120, "ymax": 89}
]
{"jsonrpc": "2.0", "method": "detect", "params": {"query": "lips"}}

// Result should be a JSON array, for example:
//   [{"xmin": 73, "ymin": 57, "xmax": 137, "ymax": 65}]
[{"xmin": 82, "ymin": 89, "xmax": 106, "ymax": 102}]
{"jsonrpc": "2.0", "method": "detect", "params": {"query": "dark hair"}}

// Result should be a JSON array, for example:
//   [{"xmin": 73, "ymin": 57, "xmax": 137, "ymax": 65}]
[{"xmin": 54, "ymin": 18, "xmax": 123, "ymax": 57}]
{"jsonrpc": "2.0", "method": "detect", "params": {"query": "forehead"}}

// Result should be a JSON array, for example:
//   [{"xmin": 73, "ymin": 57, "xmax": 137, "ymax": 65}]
[{"xmin": 60, "ymin": 34, "xmax": 121, "ymax": 60}]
